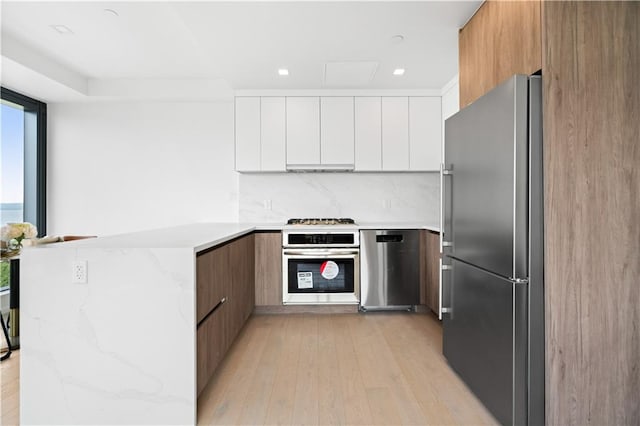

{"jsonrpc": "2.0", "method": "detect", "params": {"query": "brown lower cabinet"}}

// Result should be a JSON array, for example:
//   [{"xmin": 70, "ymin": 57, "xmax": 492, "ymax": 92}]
[
  {"xmin": 196, "ymin": 233, "xmax": 255, "ymax": 396},
  {"xmin": 420, "ymin": 230, "xmax": 440, "ymax": 315},
  {"xmin": 196, "ymin": 301, "xmax": 227, "ymax": 396},
  {"xmin": 254, "ymin": 232, "xmax": 282, "ymax": 306}
]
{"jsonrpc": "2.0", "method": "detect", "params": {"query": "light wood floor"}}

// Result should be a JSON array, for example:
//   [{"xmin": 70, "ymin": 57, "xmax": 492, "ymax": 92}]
[
  {"xmin": 0, "ymin": 349, "xmax": 20, "ymax": 426},
  {"xmin": 0, "ymin": 313, "xmax": 497, "ymax": 426},
  {"xmin": 198, "ymin": 313, "xmax": 497, "ymax": 425}
]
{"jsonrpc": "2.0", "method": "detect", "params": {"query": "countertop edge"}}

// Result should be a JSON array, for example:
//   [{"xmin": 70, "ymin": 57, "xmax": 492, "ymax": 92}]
[{"xmin": 31, "ymin": 222, "xmax": 440, "ymax": 253}]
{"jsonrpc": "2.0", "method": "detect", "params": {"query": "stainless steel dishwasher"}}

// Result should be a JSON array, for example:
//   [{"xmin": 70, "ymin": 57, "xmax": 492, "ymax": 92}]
[{"xmin": 359, "ymin": 230, "xmax": 420, "ymax": 311}]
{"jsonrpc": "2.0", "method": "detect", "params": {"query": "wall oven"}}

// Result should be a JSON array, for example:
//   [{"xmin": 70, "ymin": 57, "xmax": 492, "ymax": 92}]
[{"xmin": 282, "ymin": 220, "xmax": 359, "ymax": 305}]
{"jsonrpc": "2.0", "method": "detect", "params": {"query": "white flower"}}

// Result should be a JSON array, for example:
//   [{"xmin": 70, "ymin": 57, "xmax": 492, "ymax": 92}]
[{"xmin": 0, "ymin": 222, "xmax": 38, "ymax": 241}]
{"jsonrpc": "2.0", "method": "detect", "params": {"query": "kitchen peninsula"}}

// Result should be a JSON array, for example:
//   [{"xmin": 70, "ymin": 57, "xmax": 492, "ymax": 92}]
[{"xmin": 20, "ymin": 222, "xmax": 439, "ymax": 425}]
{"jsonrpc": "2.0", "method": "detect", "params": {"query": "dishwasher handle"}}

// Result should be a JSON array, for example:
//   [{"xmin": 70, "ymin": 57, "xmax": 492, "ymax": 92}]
[{"xmin": 376, "ymin": 234, "xmax": 404, "ymax": 243}]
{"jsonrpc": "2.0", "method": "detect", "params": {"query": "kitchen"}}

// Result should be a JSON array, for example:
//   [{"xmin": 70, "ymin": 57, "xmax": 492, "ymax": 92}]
[{"xmin": 1, "ymin": 1, "xmax": 638, "ymax": 426}]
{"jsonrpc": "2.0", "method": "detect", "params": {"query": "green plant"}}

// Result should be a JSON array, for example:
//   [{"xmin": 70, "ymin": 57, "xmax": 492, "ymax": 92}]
[{"xmin": 0, "ymin": 262, "xmax": 9, "ymax": 289}]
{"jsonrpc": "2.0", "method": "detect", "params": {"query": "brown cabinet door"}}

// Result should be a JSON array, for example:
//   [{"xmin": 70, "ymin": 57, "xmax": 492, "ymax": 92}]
[
  {"xmin": 459, "ymin": 0, "xmax": 542, "ymax": 108},
  {"xmin": 425, "ymin": 231, "xmax": 440, "ymax": 315},
  {"xmin": 420, "ymin": 230, "xmax": 441, "ymax": 315},
  {"xmin": 196, "ymin": 244, "xmax": 230, "ymax": 324},
  {"xmin": 196, "ymin": 300, "xmax": 227, "ymax": 396},
  {"xmin": 255, "ymin": 232, "xmax": 283, "ymax": 306},
  {"xmin": 226, "ymin": 234, "xmax": 255, "ymax": 343},
  {"xmin": 420, "ymin": 230, "xmax": 428, "ymax": 305},
  {"xmin": 196, "ymin": 233, "xmax": 257, "ymax": 396}
]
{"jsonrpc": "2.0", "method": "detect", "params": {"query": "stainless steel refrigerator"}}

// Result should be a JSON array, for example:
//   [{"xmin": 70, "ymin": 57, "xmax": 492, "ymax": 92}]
[{"xmin": 442, "ymin": 74, "xmax": 544, "ymax": 426}]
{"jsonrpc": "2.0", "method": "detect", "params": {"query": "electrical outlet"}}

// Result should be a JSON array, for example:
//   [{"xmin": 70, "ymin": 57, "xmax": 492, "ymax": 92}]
[
  {"xmin": 382, "ymin": 199, "xmax": 391, "ymax": 209},
  {"xmin": 263, "ymin": 199, "xmax": 272, "ymax": 210},
  {"xmin": 72, "ymin": 260, "xmax": 88, "ymax": 284}
]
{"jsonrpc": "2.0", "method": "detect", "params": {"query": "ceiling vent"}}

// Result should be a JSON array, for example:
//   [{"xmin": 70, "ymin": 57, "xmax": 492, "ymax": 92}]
[{"xmin": 323, "ymin": 61, "xmax": 378, "ymax": 87}]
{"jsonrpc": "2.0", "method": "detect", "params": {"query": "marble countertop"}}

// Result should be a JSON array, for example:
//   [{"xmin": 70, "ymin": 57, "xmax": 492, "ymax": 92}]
[
  {"xmin": 356, "ymin": 222, "xmax": 440, "ymax": 232},
  {"xmin": 36, "ymin": 221, "xmax": 440, "ymax": 253}
]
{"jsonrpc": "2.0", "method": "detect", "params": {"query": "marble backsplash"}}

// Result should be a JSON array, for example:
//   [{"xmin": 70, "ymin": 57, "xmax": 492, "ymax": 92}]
[{"xmin": 239, "ymin": 172, "xmax": 440, "ymax": 223}]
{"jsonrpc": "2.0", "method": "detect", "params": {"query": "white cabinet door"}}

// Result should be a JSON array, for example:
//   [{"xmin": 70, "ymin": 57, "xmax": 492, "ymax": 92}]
[
  {"xmin": 260, "ymin": 97, "xmax": 286, "ymax": 171},
  {"xmin": 286, "ymin": 97, "xmax": 320, "ymax": 166},
  {"xmin": 409, "ymin": 97, "xmax": 442, "ymax": 171},
  {"xmin": 355, "ymin": 97, "xmax": 382, "ymax": 171},
  {"xmin": 320, "ymin": 97, "xmax": 354, "ymax": 165},
  {"xmin": 235, "ymin": 97, "xmax": 260, "ymax": 171},
  {"xmin": 382, "ymin": 97, "xmax": 409, "ymax": 171}
]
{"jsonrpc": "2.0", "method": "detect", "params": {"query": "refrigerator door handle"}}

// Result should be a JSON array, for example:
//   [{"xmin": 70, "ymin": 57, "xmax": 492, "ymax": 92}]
[{"xmin": 440, "ymin": 262, "xmax": 452, "ymax": 319}]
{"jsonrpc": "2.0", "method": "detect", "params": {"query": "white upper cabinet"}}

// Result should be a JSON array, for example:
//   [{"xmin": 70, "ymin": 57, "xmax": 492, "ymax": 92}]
[
  {"xmin": 260, "ymin": 97, "xmax": 286, "ymax": 171},
  {"xmin": 235, "ymin": 94, "xmax": 443, "ymax": 173},
  {"xmin": 381, "ymin": 97, "xmax": 410, "ymax": 171},
  {"xmin": 234, "ymin": 97, "xmax": 286, "ymax": 172},
  {"xmin": 235, "ymin": 97, "xmax": 261, "ymax": 172},
  {"xmin": 286, "ymin": 97, "xmax": 320, "ymax": 166},
  {"xmin": 355, "ymin": 97, "xmax": 382, "ymax": 171},
  {"xmin": 409, "ymin": 97, "xmax": 442, "ymax": 171},
  {"xmin": 320, "ymin": 97, "xmax": 354, "ymax": 166}
]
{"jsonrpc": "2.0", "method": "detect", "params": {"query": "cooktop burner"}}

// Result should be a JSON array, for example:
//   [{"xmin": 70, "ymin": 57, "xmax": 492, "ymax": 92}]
[{"xmin": 287, "ymin": 218, "xmax": 356, "ymax": 226}]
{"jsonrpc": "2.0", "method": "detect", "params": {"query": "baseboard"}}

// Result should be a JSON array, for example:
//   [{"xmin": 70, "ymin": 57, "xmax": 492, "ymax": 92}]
[{"xmin": 254, "ymin": 304, "xmax": 359, "ymax": 314}]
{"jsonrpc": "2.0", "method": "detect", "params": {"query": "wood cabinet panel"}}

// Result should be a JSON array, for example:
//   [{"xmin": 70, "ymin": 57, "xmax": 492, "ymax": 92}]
[
  {"xmin": 459, "ymin": 0, "xmax": 542, "ymax": 108},
  {"xmin": 227, "ymin": 234, "xmax": 255, "ymax": 343},
  {"xmin": 196, "ymin": 245, "xmax": 229, "ymax": 324},
  {"xmin": 419, "ymin": 230, "xmax": 440, "ymax": 315},
  {"xmin": 196, "ymin": 233, "xmax": 255, "ymax": 396},
  {"xmin": 197, "ymin": 301, "xmax": 227, "ymax": 396},
  {"xmin": 255, "ymin": 232, "xmax": 282, "ymax": 306},
  {"xmin": 425, "ymin": 231, "xmax": 440, "ymax": 315},
  {"xmin": 543, "ymin": 2, "xmax": 640, "ymax": 425},
  {"xmin": 419, "ymin": 231, "xmax": 428, "ymax": 306}
]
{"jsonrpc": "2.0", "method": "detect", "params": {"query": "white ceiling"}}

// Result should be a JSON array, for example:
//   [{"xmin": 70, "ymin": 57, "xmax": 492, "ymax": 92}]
[{"xmin": 0, "ymin": 1, "xmax": 481, "ymax": 102}]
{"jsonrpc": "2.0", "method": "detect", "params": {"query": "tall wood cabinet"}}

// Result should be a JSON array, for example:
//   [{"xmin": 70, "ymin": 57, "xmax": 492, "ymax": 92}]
[
  {"xmin": 460, "ymin": 1, "xmax": 640, "ymax": 424},
  {"xmin": 542, "ymin": 2, "xmax": 639, "ymax": 425},
  {"xmin": 196, "ymin": 234, "xmax": 255, "ymax": 396},
  {"xmin": 458, "ymin": 0, "xmax": 542, "ymax": 108}
]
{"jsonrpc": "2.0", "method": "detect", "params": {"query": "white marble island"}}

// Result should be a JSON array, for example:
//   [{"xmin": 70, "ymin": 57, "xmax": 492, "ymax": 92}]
[
  {"xmin": 20, "ymin": 223, "xmax": 260, "ymax": 425},
  {"xmin": 20, "ymin": 221, "xmax": 440, "ymax": 424}
]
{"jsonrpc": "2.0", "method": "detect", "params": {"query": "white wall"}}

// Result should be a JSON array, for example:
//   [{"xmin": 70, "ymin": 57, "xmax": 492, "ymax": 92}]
[
  {"xmin": 442, "ymin": 75, "xmax": 460, "ymax": 169},
  {"xmin": 441, "ymin": 76, "xmax": 460, "ymax": 163},
  {"xmin": 47, "ymin": 101, "xmax": 238, "ymax": 236},
  {"xmin": 239, "ymin": 172, "xmax": 440, "ymax": 225},
  {"xmin": 441, "ymin": 77, "xmax": 460, "ymax": 121}
]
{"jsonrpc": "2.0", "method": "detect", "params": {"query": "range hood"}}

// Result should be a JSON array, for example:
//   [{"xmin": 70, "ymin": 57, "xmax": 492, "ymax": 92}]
[{"xmin": 286, "ymin": 164, "xmax": 355, "ymax": 172}]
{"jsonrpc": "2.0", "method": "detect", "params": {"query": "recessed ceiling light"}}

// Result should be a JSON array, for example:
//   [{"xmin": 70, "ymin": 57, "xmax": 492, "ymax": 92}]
[
  {"xmin": 393, "ymin": 68, "xmax": 405, "ymax": 76},
  {"xmin": 104, "ymin": 8, "xmax": 119, "ymax": 17},
  {"xmin": 50, "ymin": 24, "xmax": 74, "ymax": 35},
  {"xmin": 278, "ymin": 69, "xmax": 289, "ymax": 76}
]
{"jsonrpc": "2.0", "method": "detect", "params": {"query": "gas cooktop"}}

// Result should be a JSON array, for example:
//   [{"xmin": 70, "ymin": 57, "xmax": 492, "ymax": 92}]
[{"xmin": 286, "ymin": 218, "xmax": 356, "ymax": 226}]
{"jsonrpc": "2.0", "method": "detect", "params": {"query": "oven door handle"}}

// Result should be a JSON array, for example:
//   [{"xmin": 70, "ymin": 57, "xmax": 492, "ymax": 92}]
[{"xmin": 283, "ymin": 249, "xmax": 359, "ymax": 257}]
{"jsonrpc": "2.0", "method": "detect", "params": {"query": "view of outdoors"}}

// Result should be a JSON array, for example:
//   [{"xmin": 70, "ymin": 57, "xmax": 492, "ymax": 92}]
[
  {"xmin": 1, "ymin": 100, "xmax": 24, "ymax": 290},
  {"xmin": 1, "ymin": 100, "xmax": 24, "ymax": 226}
]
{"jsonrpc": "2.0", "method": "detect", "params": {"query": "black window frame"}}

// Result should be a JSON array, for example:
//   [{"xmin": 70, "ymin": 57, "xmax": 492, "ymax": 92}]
[{"xmin": 1, "ymin": 87, "xmax": 47, "ymax": 236}]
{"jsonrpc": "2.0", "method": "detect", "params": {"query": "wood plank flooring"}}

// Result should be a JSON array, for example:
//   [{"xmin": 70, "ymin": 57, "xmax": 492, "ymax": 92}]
[
  {"xmin": 198, "ymin": 313, "xmax": 497, "ymax": 425},
  {"xmin": 0, "ymin": 313, "xmax": 498, "ymax": 425},
  {"xmin": 0, "ymin": 349, "xmax": 20, "ymax": 426}
]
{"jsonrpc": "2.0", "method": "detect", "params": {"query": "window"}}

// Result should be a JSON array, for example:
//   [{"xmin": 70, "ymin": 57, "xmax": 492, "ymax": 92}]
[
  {"xmin": 1, "ymin": 88, "xmax": 45, "ymax": 291},
  {"xmin": 0, "ymin": 87, "xmax": 47, "ymax": 235}
]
